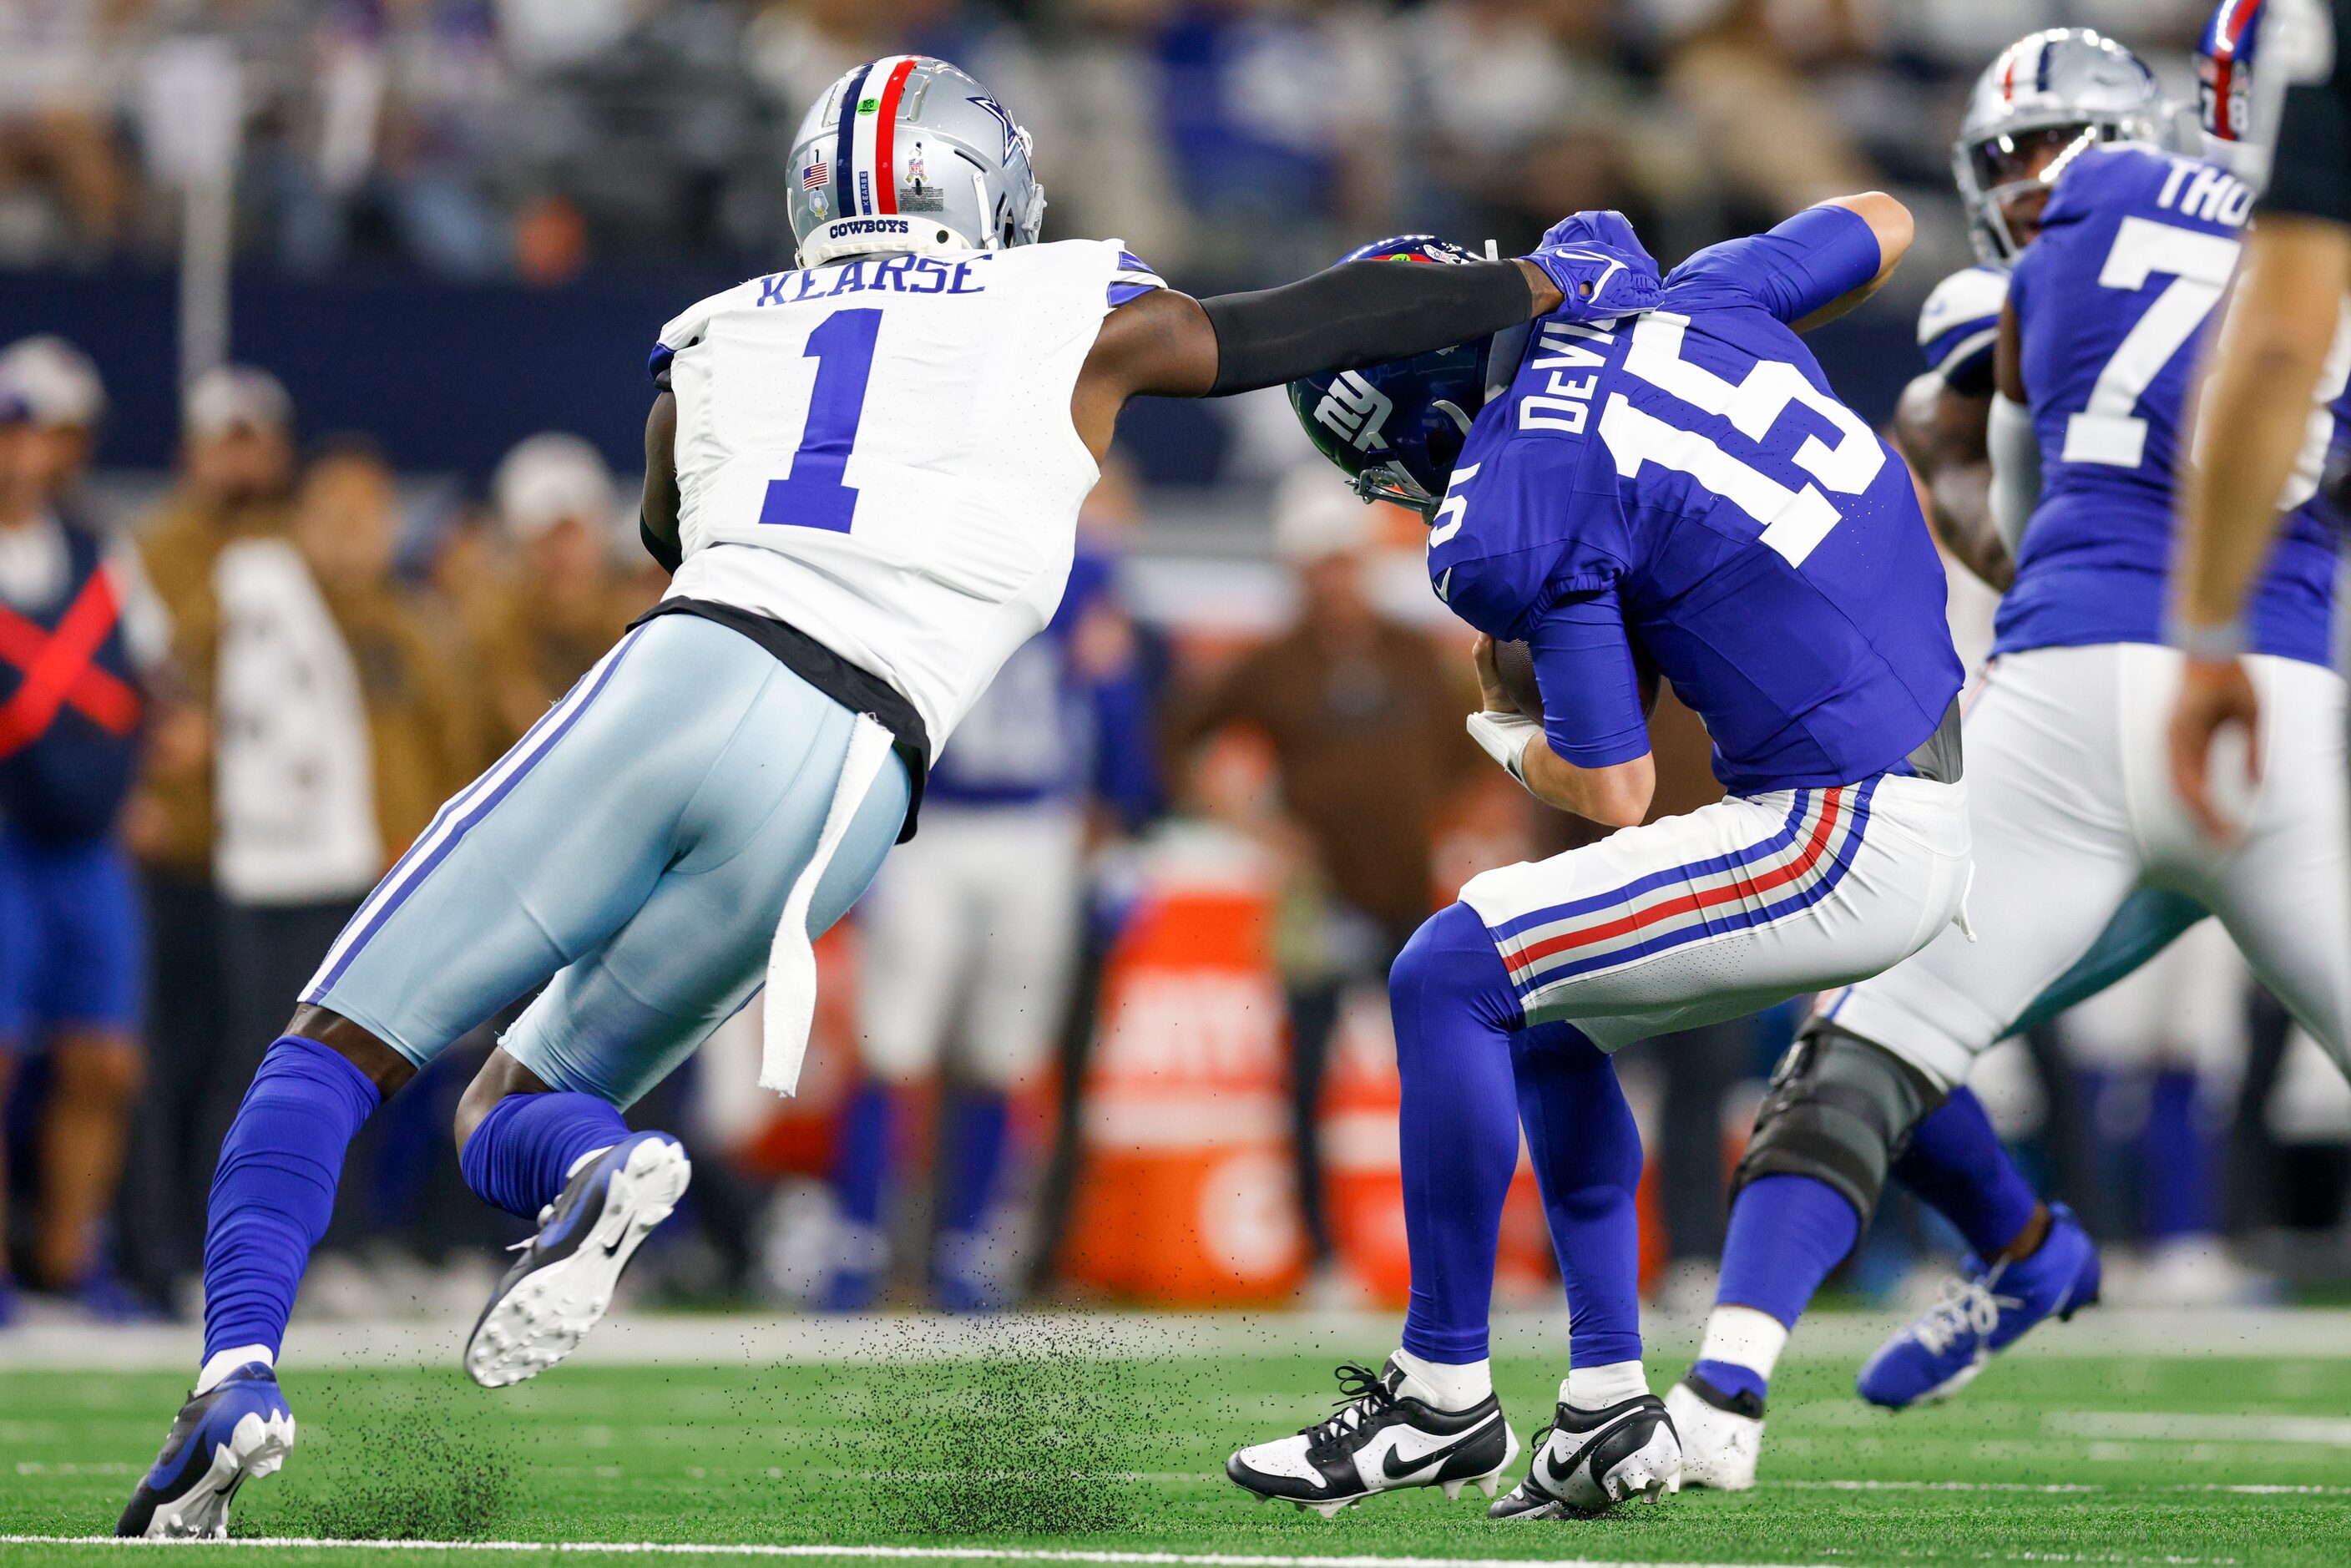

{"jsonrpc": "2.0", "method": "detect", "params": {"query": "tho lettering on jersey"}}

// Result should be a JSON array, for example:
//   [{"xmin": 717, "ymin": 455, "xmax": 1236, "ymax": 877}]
[{"xmin": 2156, "ymin": 158, "xmax": 2255, "ymax": 229}]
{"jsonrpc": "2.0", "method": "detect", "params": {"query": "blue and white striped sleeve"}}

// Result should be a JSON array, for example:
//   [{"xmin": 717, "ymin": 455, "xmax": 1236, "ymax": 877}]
[
  {"xmin": 1107, "ymin": 246, "xmax": 1166, "ymax": 309},
  {"xmin": 1915, "ymin": 266, "xmax": 2009, "ymax": 395}
]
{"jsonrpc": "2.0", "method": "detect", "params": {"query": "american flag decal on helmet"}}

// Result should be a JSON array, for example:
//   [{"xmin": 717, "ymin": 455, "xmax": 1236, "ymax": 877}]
[{"xmin": 801, "ymin": 161, "xmax": 828, "ymax": 191}]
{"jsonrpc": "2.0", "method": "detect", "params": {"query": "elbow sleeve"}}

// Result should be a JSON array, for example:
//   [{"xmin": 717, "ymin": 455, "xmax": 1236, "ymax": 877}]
[
  {"xmin": 1200, "ymin": 259, "xmax": 1534, "ymax": 397},
  {"xmin": 1987, "ymin": 392, "xmax": 2042, "ymax": 556}
]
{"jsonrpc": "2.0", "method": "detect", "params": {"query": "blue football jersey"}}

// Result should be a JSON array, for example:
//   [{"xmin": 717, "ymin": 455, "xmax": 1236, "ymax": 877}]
[
  {"xmin": 1431, "ymin": 205, "xmax": 1963, "ymax": 795},
  {"xmin": 1999, "ymin": 143, "xmax": 2340, "ymax": 665}
]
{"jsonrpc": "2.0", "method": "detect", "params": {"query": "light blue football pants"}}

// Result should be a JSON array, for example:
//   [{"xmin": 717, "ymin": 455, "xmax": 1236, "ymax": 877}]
[{"xmin": 302, "ymin": 614, "xmax": 911, "ymax": 1107}]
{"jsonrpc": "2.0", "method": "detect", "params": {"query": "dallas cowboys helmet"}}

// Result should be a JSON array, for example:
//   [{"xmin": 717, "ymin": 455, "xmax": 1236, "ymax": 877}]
[
  {"xmin": 1954, "ymin": 28, "xmax": 2169, "ymax": 267},
  {"xmin": 786, "ymin": 55, "xmax": 1045, "ymax": 269},
  {"xmin": 1288, "ymin": 237, "xmax": 1533, "ymax": 516}
]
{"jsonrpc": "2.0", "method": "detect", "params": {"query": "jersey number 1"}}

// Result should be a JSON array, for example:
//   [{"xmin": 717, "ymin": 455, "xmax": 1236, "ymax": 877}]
[{"xmin": 759, "ymin": 309, "xmax": 882, "ymax": 533}]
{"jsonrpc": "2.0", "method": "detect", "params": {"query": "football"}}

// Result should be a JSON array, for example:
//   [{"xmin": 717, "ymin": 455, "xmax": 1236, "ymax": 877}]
[{"xmin": 1494, "ymin": 638, "xmax": 1543, "ymax": 719}]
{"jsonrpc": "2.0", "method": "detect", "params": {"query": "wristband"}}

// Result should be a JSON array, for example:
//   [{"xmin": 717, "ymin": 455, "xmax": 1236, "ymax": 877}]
[
  {"xmin": 1466, "ymin": 710, "xmax": 1542, "ymax": 790},
  {"xmin": 2171, "ymin": 615, "xmax": 2247, "ymax": 660}
]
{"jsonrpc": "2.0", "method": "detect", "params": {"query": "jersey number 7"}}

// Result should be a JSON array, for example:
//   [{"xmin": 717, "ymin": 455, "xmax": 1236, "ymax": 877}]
[
  {"xmin": 2060, "ymin": 217, "xmax": 2239, "ymax": 470},
  {"xmin": 759, "ymin": 309, "xmax": 883, "ymax": 533}
]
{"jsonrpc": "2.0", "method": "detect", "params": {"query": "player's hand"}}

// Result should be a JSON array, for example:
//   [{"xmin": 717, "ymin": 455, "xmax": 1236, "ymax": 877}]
[
  {"xmin": 1472, "ymin": 634, "xmax": 1517, "ymax": 714},
  {"xmin": 1522, "ymin": 210, "xmax": 1661, "ymax": 324},
  {"xmin": 2167, "ymin": 654, "xmax": 2262, "ymax": 843}
]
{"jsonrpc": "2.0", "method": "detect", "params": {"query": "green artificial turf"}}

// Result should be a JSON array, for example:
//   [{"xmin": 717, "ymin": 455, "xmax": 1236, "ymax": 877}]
[{"xmin": 5, "ymin": 1343, "xmax": 2348, "ymax": 1568}]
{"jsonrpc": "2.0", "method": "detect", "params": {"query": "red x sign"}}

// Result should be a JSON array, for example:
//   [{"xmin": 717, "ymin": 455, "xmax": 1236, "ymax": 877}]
[{"xmin": 0, "ymin": 567, "xmax": 140, "ymax": 757}]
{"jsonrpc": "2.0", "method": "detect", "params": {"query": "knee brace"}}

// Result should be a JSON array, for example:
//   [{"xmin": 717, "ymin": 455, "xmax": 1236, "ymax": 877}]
[{"xmin": 1731, "ymin": 1019, "xmax": 1947, "ymax": 1222}]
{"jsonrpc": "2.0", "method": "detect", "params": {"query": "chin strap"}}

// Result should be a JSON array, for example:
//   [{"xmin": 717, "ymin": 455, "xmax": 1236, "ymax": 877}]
[{"xmin": 1466, "ymin": 710, "xmax": 1542, "ymax": 792}]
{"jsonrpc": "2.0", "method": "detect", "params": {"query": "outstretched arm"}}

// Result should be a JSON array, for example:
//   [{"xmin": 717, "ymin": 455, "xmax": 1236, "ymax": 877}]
[{"xmin": 1071, "ymin": 257, "xmax": 1570, "ymax": 460}]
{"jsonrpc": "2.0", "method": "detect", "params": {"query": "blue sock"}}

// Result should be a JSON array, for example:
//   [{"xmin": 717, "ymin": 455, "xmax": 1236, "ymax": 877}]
[
  {"xmin": 1393, "ymin": 903, "xmax": 1524, "ymax": 1366},
  {"xmin": 834, "ymin": 1080, "xmax": 899, "ymax": 1234},
  {"xmin": 2143, "ymin": 1069, "xmax": 2210, "ymax": 1242},
  {"xmin": 1512, "ymin": 1023, "xmax": 1644, "ymax": 1371},
  {"xmin": 1893, "ymin": 1086, "xmax": 2041, "ymax": 1258},
  {"xmin": 939, "ymin": 1089, "xmax": 1009, "ymax": 1237},
  {"xmin": 460, "ymin": 1091, "xmax": 632, "ymax": 1220},
  {"xmin": 203, "ymin": 1037, "xmax": 382, "ymax": 1363},
  {"xmin": 1699, "ymin": 1174, "xmax": 1860, "ymax": 1401}
]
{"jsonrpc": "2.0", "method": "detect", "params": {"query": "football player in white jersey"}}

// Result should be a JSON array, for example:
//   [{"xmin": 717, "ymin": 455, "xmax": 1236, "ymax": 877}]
[
  {"xmin": 114, "ymin": 53, "xmax": 1667, "ymax": 1540},
  {"xmin": 1669, "ymin": 16, "xmax": 2351, "ymax": 1492}
]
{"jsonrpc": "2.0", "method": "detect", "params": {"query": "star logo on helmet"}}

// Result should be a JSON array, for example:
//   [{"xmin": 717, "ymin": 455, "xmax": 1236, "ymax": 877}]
[{"xmin": 966, "ymin": 95, "xmax": 1019, "ymax": 159}]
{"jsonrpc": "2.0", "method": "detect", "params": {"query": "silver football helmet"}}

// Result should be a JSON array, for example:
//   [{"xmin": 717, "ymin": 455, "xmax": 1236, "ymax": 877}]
[
  {"xmin": 1954, "ymin": 28, "xmax": 2169, "ymax": 267},
  {"xmin": 786, "ymin": 55, "xmax": 1045, "ymax": 269}
]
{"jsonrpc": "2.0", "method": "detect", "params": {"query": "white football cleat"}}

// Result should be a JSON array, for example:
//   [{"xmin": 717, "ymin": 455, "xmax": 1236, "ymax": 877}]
[
  {"xmin": 1488, "ymin": 1393, "xmax": 1681, "ymax": 1518},
  {"xmin": 1666, "ymin": 1371, "xmax": 1765, "ymax": 1492},
  {"xmin": 465, "ymin": 1131, "xmax": 690, "ymax": 1388},
  {"xmin": 1226, "ymin": 1359, "xmax": 1518, "ymax": 1515}
]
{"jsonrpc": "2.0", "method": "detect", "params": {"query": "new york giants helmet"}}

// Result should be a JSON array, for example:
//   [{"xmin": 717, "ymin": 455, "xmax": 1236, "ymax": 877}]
[
  {"xmin": 1954, "ymin": 28, "xmax": 2169, "ymax": 266},
  {"xmin": 786, "ymin": 56, "xmax": 1045, "ymax": 269},
  {"xmin": 1288, "ymin": 237, "xmax": 1531, "ymax": 515},
  {"xmin": 2198, "ymin": 0, "xmax": 2284, "ymax": 181}
]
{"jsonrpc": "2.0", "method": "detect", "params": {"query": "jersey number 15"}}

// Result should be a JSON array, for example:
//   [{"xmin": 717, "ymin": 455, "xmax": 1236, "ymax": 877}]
[{"xmin": 759, "ymin": 309, "xmax": 883, "ymax": 534}]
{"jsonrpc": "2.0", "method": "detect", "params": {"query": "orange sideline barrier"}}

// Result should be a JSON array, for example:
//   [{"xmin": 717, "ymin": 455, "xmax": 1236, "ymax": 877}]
[{"xmin": 1059, "ymin": 822, "xmax": 1307, "ymax": 1303}]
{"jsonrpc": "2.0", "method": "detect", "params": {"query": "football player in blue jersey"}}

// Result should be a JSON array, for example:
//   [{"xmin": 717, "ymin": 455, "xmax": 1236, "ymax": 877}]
[
  {"xmin": 1225, "ymin": 199, "xmax": 1974, "ymax": 1517},
  {"xmin": 1674, "ymin": 9, "xmax": 2350, "ymax": 1489}
]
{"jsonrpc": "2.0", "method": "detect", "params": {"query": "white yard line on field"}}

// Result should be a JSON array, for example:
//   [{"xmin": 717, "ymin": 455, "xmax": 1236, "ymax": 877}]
[
  {"xmin": 0, "ymin": 1540, "xmax": 1859, "ymax": 1568},
  {"xmin": 6, "ymin": 1307, "xmax": 2351, "ymax": 1372},
  {"xmin": 0, "ymin": 1540, "xmax": 2254, "ymax": 1567},
  {"xmin": 2044, "ymin": 1410, "xmax": 2351, "ymax": 1447}
]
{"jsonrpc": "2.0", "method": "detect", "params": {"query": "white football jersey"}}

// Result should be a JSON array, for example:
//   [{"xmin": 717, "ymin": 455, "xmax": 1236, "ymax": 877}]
[{"xmin": 655, "ymin": 237, "xmax": 1163, "ymax": 744}]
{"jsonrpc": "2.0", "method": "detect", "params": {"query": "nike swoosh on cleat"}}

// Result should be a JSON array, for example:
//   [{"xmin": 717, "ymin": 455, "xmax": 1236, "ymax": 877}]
[{"xmin": 1378, "ymin": 1413, "xmax": 1499, "ymax": 1480}]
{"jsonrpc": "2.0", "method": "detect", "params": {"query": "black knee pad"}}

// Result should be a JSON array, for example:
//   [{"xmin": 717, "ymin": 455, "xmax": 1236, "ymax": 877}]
[{"xmin": 1730, "ymin": 1020, "xmax": 1948, "ymax": 1222}]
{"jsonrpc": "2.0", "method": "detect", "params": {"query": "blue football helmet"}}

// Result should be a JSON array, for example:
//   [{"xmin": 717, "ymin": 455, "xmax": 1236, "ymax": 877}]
[{"xmin": 1287, "ymin": 236, "xmax": 1531, "ymax": 515}]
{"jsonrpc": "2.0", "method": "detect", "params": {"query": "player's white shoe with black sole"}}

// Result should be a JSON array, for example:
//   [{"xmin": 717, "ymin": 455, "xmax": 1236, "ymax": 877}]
[
  {"xmin": 1226, "ymin": 1360, "xmax": 1518, "ymax": 1516},
  {"xmin": 465, "ymin": 1130, "xmax": 690, "ymax": 1388},
  {"xmin": 116, "ymin": 1362, "xmax": 296, "ymax": 1538},
  {"xmin": 1665, "ymin": 1370, "xmax": 1765, "ymax": 1491},
  {"xmin": 1488, "ymin": 1393, "xmax": 1681, "ymax": 1518}
]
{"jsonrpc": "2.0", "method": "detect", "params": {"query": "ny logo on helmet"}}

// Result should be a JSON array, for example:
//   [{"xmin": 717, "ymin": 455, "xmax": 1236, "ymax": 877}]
[{"xmin": 1315, "ymin": 372, "xmax": 1393, "ymax": 452}]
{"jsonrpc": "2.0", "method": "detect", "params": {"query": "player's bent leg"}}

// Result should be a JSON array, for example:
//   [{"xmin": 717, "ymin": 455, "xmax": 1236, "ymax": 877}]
[
  {"xmin": 1675, "ymin": 1020, "xmax": 1943, "ymax": 1489},
  {"xmin": 1229, "ymin": 904, "xmax": 1522, "ymax": 1512},
  {"xmin": 458, "ymin": 1066, "xmax": 690, "ymax": 1388},
  {"xmin": 477, "ymin": 667, "xmax": 912, "ymax": 1382}
]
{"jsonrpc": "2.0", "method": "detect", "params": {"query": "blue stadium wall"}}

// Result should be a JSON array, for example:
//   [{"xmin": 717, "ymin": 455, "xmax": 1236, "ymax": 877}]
[{"xmin": 0, "ymin": 271, "xmax": 1919, "ymax": 488}]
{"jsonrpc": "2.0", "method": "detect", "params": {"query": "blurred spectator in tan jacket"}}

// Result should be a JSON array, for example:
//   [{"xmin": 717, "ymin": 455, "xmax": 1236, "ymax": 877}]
[
  {"xmin": 179, "ymin": 440, "xmax": 481, "ymax": 1240},
  {"xmin": 114, "ymin": 366, "xmax": 297, "ymax": 1309},
  {"xmin": 129, "ymin": 367, "xmax": 298, "ymax": 880},
  {"xmin": 466, "ymin": 432, "xmax": 644, "ymax": 756}
]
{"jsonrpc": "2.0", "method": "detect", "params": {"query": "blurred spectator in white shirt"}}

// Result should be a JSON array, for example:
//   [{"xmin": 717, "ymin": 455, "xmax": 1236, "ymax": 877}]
[{"xmin": 0, "ymin": 0, "xmax": 129, "ymax": 262}]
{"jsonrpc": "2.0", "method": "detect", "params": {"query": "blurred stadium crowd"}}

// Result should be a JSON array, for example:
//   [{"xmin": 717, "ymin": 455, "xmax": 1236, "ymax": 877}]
[
  {"xmin": 0, "ymin": 0, "xmax": 2229, "ymax": 288},
  {"xmin": 4, "ymin": 0, "xmax": 2351, "ymax": 1333}
]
